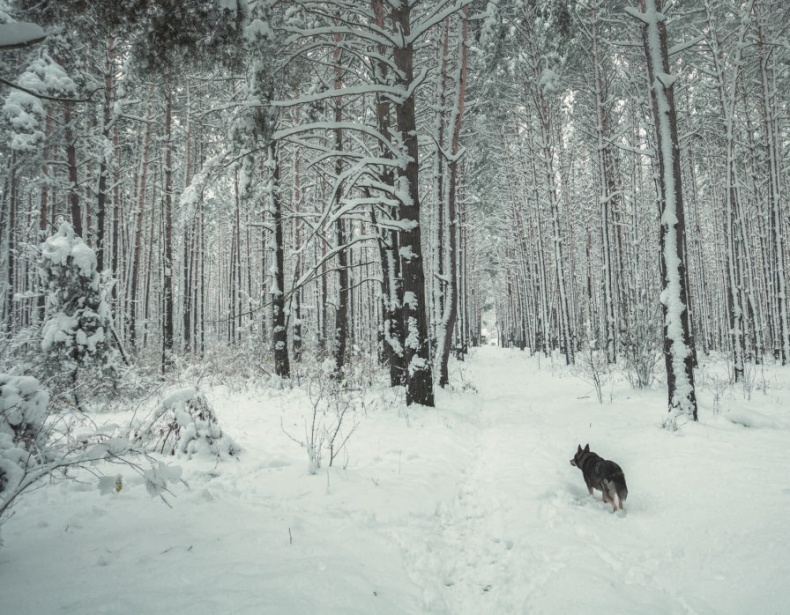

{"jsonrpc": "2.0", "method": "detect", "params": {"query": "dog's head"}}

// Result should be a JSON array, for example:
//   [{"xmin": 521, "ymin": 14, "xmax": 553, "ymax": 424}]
[{"xmin": 570, "ymin": 443, "xmax": 590, "ymax": 466}]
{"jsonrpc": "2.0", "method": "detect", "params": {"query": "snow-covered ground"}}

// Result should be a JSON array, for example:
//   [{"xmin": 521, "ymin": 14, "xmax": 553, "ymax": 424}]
[{"xmin": 2, "ymin": 347, "xmax": 789, "ymax": 614}]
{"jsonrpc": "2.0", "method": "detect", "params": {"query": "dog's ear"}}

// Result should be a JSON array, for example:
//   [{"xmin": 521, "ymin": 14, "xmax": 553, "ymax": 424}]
[
  {"xmin": 584, "ymin": 443, "xmax": 590, "ymax": 452},
  {"xmin": 577, "ymin": 444, "xmax": 582, "ymax": 453}
]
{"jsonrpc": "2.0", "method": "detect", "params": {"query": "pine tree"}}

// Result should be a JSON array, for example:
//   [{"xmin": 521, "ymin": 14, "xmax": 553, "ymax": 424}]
[{"xmin": 39, "ymin": 222, "xmax": 117, "ymax": 404}]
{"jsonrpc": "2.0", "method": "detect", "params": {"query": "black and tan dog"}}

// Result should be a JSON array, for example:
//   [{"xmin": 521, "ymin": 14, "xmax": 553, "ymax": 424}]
[{"xmin": 570, "ymin": 444, "xmax": 628, "ymax": 513}]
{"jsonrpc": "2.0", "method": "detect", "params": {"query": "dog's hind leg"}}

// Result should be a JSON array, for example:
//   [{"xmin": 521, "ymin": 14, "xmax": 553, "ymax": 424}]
[
  {"xmin": 615, "ymin": 483, "xmax": 627, "ymax": 510},
  {"xmin": 602, "ymin": 481, "xmax": 617, "ymax": 513}
]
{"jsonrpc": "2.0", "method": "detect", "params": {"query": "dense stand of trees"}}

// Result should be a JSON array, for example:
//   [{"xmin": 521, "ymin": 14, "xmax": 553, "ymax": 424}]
[
  {"xmin": 486, "ymin": 0, "xmax": 789, "ymax": 423},
  {"xmin": 0, "ymin": 0, "xmax": 788, "ymax": 420}
]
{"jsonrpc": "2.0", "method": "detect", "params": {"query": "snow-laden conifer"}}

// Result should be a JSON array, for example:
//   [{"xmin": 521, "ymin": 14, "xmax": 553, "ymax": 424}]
[{"xmin": 38, "ymin": 222, "xmax": 118, "ymax": 403}]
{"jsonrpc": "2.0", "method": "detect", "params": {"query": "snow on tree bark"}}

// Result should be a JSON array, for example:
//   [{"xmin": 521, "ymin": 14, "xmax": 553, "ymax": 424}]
[
  {"xmin": 438, "ymin": 10, "xmax": 469, "ymax": 388},
  {"xmin": 270, "ymin": 145, "xmax": 290, "ymax": 379},
  {"xmin": 630, "ymin": 0, "xmax": 698, "ymax": 424},
  {"xmin": 371, "ymin": 0, "xmax": 406, "ymax": 388},
  {"xmin": 391, "ymin": 0, "xmax": 434, "ymax": 407}
]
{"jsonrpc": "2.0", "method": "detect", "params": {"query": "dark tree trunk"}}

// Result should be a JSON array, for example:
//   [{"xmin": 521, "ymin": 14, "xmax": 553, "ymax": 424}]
[
  {"xmin": 392, "ymin": 0, "xmax": 434, "ymax": 406},
  {"xmin": 439, "ymin": 11, "xmax": 469, "ymax": 388},
  {"xmin": 64, "ymin": 102, "xmax": 82, "ymax": 238},
  {"xmin": 636, "ymin": 0, "xmax": 698, "ymax": 423},
  {"xmin": 270, "ymin": 145, "xmax": 290, "ymax": 378},
  {"xmin": 96, "ymin": 36, "xmax": 115, "ymax": 273},
  {"xmin": 3, "ymin": 154, "xmax": 16, "ymax": 328},
  {"xmin": 372, "ymin": 0, "xmax": 406, "ymax": 387},
  {"xmin": 129, "ymin": 86, "xmax": 153, "ymax": 351},
  {"xmin": 161, "ymin": 78, "xmax": 174, "ymax": 372},
  {"xmin": 332, "ymin": 35, "xmax": 348, "ymax": 375}
]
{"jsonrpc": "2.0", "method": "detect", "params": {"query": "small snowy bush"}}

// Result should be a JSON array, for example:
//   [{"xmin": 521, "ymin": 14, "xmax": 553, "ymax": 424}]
[
  {"xmin": 621, "ymin": 307, "xmax": 661, "ymax": 389},
  {"xmin": 283, "ymin": 368, "xmax": 361, "ymax": 474},
  {"xmin": 0, "ymin": 375, "xmax": 184, "ymax": 538},
  {"xmin": 133, "ymin": 388, "xmax": 239, "ymax": 460},
  {"xmin": 574, "ymin": 340, "xmax": 612, "ymax": 404},
  {"xmin": 0, "ymin": 375, "xmax": 49, "ymax": 501}
]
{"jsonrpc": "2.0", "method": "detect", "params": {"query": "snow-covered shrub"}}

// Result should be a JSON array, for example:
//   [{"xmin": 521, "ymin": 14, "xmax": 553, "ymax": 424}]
[
  {"xmin": 0, "ymin": 375, "xmax": 184, "ymax": 537},
  {"xmin": 193, "ymin": 341, "xmax": 273, "ymax": 387},
  {"xmin": 0, "ymin": 375, "xmax": 49, "ymax": 500},
  {"xmin": 283, "ymin": 367, "xmax": 361, "ymax": 474},
  {"xmin": 132, "ymin": 388, "xmax": 239, "ymax": 460},
  {"xmin": 574, "ymin": 339, "xmax": 612, "ymax": 404},
  {"xmin": 621, "ymin": 307, "xmax": 662, "ymax": 389},
  {"xmin": 38, "ymin": 222, "xmax": 118, "ymax": 398}
]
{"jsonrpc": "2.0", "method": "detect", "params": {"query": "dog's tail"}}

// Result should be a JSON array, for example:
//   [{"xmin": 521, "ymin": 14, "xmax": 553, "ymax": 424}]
[{"xmin": 613, "ymin": 473, "xmax": 628, "ymax": 509}]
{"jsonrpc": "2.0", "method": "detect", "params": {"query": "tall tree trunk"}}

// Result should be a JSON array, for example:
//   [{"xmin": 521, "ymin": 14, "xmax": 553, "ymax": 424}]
[
  {"xmin": 143, "ymin": 163, "xmax": 159, "ymax": 350},
  {"xmin": 391, "ymin": 0, "xmax": 434, "ymax": 406},
  {"xmin": 95, "ymin": 35, "xmax": 115, "ymax": 272},
  {"xmin": 161, "ymin": 77, "xmax": 174, "ymax": 372},
  {"xmin": 230, "ymin": 168, "xmax": 241, "ymax": 344},
  {"xmin": 518, "ymin": 114, "xmax": 550, "ymax": 356},
  {"xmin": 588, "ymin": 6, "xmax": 619, "ymax": 363},
  {"xmin": 291, "ymin": 143, "xmax": 303, "ymax": 362},
  {"xmin": 129, "ymin": 85, "xmax": 154, "ymax": 351},
  {"xmin": 633, "ymin": 0, "xmax": 698, "ymax": 424},
  {"xmin": 3, "ymin": 154, "xmax": 16, "ymax": 328},
  {"xmin": 64, "ymin": 102, "xmax": 82, "ymax": 238},
  {"xmin": 199, "ymin": 195, "xmax": 206, "ymax": 356},
  {"xmin": 431, "ymin": 21, "xmax": 450, "ymax": 352},
  {"xmin": 38, "ymin": 108, "xmax": 54, "ymax": 320},
  {"xmin": 182, "ymin": 83, "xmax": 194, "ymax": 354},
  {"xmin": 111, "ymin": 123, "xmax": 122, "ymax": 316},
  {"xmin": 270, "ymin": 144, "xmax": 290, "ymax": 378},
  {"xmin": 332, "ymin": 29, "xmax": 349, "ymax": 375},
  {"xmin": 372, "ymin": 0, "xmax": 406, "ymax": 387},
  {"xmin": 439, "ymin": 11, "xmax": 469, "ymax": 388}
]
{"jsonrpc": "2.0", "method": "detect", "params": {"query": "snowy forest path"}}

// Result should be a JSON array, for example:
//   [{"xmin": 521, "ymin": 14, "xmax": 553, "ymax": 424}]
[
  {"xmin": 403, "ymin": 347, "xmax": 694, "ymax": 614},
  {"xmin": 399, "ymin": 348, "xmax": 589, "ymax": 612}
]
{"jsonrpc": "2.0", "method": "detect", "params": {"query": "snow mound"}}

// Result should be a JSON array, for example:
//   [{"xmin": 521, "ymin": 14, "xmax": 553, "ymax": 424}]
[{"xmin": 133, "ymin": 388, "xmax": 239, "ymax": 460}]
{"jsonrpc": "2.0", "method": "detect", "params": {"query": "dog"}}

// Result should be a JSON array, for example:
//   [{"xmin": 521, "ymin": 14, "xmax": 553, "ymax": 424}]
[{"xmin": 570, "ymin": 444, "xmax": 628, "ymax": 513}]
